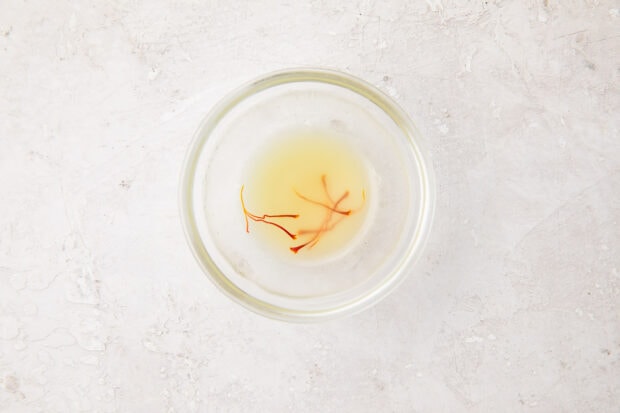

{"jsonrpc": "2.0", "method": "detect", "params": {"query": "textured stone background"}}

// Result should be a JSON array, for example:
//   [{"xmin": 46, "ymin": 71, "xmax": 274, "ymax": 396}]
[{"xmin": 1, "ymin": 1, "xmax": 619, "ymax": 412}]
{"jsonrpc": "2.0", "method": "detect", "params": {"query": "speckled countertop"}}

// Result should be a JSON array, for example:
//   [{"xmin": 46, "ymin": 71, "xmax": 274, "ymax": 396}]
[{"xmin": 1, "ymin": 1, "xmax": 619, "ymax": 412}]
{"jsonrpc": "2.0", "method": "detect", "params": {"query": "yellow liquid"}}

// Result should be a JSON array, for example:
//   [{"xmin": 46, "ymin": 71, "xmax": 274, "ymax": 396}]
[{"xmin": 242, "ymin": 131, "xmax": 368, "ymax": 259}]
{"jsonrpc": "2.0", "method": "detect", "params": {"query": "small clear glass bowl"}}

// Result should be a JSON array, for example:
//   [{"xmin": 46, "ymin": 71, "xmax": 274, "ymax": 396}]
[{"xmin": 180, "ymin": 68, "xmax": 435, "ymax": 322}]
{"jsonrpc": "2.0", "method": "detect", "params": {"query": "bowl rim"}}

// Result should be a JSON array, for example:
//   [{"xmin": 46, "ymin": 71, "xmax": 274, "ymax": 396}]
[{"xmin": 179, "ymin": 67, "xmax": 436, "ymax": 322}]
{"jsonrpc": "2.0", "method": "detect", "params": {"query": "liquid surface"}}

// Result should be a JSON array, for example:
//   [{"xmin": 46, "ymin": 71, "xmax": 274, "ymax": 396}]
[{"xmin": 241, "ymin": 131, "xmax": 368, "ymax": 259}]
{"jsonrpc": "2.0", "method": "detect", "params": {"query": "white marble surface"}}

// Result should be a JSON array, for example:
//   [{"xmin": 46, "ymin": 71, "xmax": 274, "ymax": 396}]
[{"xmin": 1, "ymin": 1, "xmax": 619, "ymax": 411}]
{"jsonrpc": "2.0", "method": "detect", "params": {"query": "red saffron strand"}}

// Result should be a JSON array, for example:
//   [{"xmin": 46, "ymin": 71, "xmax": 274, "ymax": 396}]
[
  {"xmin": 321, "ymin": 174, "xmax": 335, "ymax": 204},
  {"xmin": 246, "ymin": 212, "xmax": 299, "ymax": 219},
  {"xmin": 293, "ymin": 190, "xmax": 351, "ymax": 215},
  {"xmin": 297, "ymin": 214, "xmax": 346, "ymax": 235},
  {"xmin": 240, "ymin": 186, "xmax": 250, "ymax": 233},
  {"xmin": 246, "ymin": 215, "xmax": 297, "ymax": 239},
  {"xmin": 290, "ymin": 190, "xmax": 349, "ymax": 254},
  {"xmin": 240, "ymin": 186, "xmax": 298, "ymax": 240},
  {"xmin": 296, "ymin": 188, "xmax": 366, "ymax": 236}
]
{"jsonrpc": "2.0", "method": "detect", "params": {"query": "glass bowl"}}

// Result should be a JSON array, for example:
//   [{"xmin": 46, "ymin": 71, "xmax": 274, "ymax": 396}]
[{"xmin": 180, "ymin": 68, "xmax": 435, "ymax": 322}]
